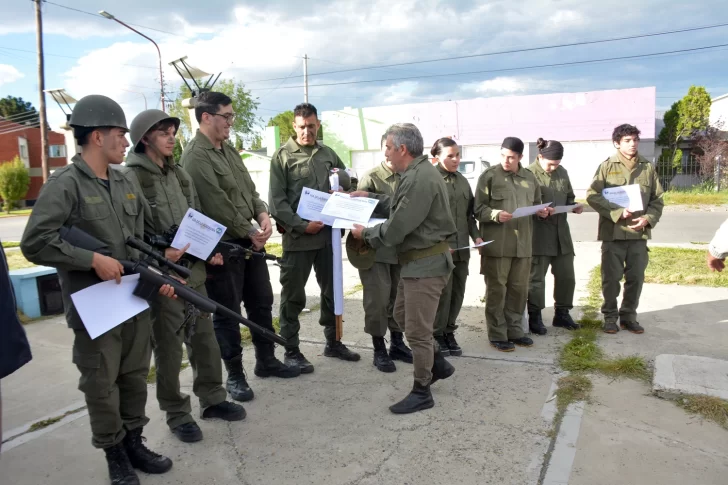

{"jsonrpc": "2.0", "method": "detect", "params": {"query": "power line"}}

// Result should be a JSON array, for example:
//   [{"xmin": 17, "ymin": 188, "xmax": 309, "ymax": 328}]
[
  {"xmin": 245, "ymin": 42, "xmax": 728, "ymax": 91},
  {"xmin": 242, "ymin": 21, "xmax": 728, "ymax": 85},
  {"xmin": 0, "ymin": 110, "xmax": 40, "ymax": 122},
  {"xmin": 44, "ymin": 1, "xmax": 185, "ymax": 38}
]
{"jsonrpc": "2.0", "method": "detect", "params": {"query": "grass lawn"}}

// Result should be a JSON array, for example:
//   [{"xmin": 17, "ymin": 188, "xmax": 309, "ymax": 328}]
[
  {"xmin": 6, "ymin": 250, "xmax": 35, "ymax": 271},
  {"xmin": 645, "ymin": 247, "xmax": 728, "ymax": 287},
  {"xmin": 265, "ymin": 242, "xmax": 283, "ymax": 258},
  {"xmin": 662, "ymin": 189, "xmax": 728, "ymax": 206},
  {"xmin": 0, "ymin": 208, "xmax": 32, "ymax": 218},
  {"xmin": 2, "ymin": 241, "xmax": 20, "ymax": 248}
]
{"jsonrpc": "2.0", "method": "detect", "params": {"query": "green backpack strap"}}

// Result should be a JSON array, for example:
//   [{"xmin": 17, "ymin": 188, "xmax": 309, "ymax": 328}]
[{"xmin": 133, "ymin": 167, "xmax": 164, "ymax": 234}]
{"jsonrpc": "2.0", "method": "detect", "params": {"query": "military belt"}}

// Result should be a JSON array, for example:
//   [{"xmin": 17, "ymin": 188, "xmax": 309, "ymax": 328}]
[{"xmin": 398, "ymin": 241, "xmax": 449, "ymax": 265}]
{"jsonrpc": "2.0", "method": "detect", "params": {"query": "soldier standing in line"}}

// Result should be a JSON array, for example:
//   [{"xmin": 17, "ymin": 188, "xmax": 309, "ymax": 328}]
[
  {"xmin": 346, "ymin": 134, "xmax": 413, "ymax": 372},
  {"xmin": 351, "ymin": 123, "xmax": 456, "ymax": 414},
  {"xmin": 120, "ymin": 109, "xmax": 246, "ymax": 444},
  {"xmin": 431, "ymin": 137, "xmax": 482, "ymax": 356},
  {"xmin": 586, "ymin": 124, "xmax": 664, "ymax": 334},
  {"xmin": 21, "ymin": 95, "xmax": 175, "ymax": 485},
  {"xmin": 474, "ymin": 137, "xmax": 550, "ymax": 352},
  {"xmin": 181, "ymin": 92, "xmax": 300, "ymax": 405},
  {"xmin": 268, "ymin": 103, "xmax": 361, "ymax": 373},
  {"xmin": 526, "ymin": 138, "xmax": 582, "ymax": 335}
]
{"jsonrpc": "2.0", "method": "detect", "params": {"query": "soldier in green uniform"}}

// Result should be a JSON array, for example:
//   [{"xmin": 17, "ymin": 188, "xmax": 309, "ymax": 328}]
[
  {"xmin": 526, "ymin": 138, "xmax": 583, "ymax": 335},
  {"xmin": 431, "ymin": 137, "xmax": 482, "ymax": 356},
  {"xmin": 20, "ymin": 95, "xmax": 175, "ymax": 485},
  {"xmin": 269, "ymin": 103, "xmax": 361, "ymax": 373},
  {"xmin": 119, "ymin": 109, "xmax": 246, "ymax": 443},
  {"xmin": 475, "ymin": 137, "xmax": 550, "ymax": 352},
  {"xmin": 586, "ymin": 124, "xmax": 664, "ymax": 334},
  {"xmin": 181, "ymin": 92, "xmax": 299, "ymax": 403},
  {"xmin": 351, "ymin": 123, "xmax": 456, "ymax": 414},
  {"xmin": 348, "ymin": 134, "xmax": 413, "ymax": 372}
]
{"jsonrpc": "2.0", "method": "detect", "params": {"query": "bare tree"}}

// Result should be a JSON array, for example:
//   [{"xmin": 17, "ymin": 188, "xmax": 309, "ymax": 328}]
[{"xmin": 693, "ymin": 120, "xmax": 728, "ymax": 190}]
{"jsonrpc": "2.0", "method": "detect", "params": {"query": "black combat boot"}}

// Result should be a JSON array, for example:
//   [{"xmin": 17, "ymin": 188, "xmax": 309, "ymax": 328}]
[
  {"xmin": 430, "ymin": 340, "xmax": 455, "ymax": 384},
  {"xmin": 201, "ymin": 401, "xmax": 246, "ymax": 421},
  {"xmin": 372, "ymin": 336, "xmax": 396, "ymax": 373},
  {"xmin": 122, "ymin": 427, "xmax": 173, "ymax": 475},
  {"xmin": 104, "ymin": 443, "xmax": 139, "ymax": 485},
  {"xmin": 553, "ymin": 309, "xmax": 580, "ymax": 330},
  {"xmin": 171, "ymin": 422, "xmax": 203, "ymax": 443},
  {"xmin": 284, "ymin": 346, "xmax": 314, "ymax": 374},
  {"xmin": 444, "ymin": 333, "xmax": 463, "ymax": 356},
  {"xmin": 389, "ymin": 381, "xmax": 434, "ymax": 414},
  {"xmin": 324, "ymin": 340, "xmax": 361, "ymax": 361},
  {"xmin": 223, "ymin": 355, "xmax": 254, "ymax": 402},
  {"xmin": 529, "ymin": 310, "xmax": 547, "ymax": 335},
  {"xmin": 254, "ymin": 342, "xmax": 302, "ymax": 378},
  {"xmin": 389, "ymin": 331, "xmax": 413, "ymax": 363},
  {"xmin": 434, "ymin": 335, "xmax": 450, "ymax": 357}
]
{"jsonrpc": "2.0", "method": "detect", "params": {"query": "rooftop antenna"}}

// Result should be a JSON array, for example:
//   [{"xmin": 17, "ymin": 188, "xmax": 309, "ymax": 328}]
[
  {"xmin": 168, "ymin": 56, "xmax": 221, "ymax": 97},
  {"xmin": 44, "ymin": 88, "xmax": 77, "ymax": 122}
]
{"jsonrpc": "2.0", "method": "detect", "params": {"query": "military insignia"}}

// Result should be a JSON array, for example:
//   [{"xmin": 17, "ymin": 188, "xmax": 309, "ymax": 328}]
[
  {"xmin": 126, "ymin": 193, "xmax": 136, "ymax": 200},
  {"xmin": 83, "ymin": 196, "xmax": 103, "ymax": 204}
]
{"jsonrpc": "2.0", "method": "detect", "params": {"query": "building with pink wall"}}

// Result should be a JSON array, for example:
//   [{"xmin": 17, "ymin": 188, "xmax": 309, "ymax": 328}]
[{"xmin": 322, "ymin": 86, "xmax": 657, "ymax": 198}]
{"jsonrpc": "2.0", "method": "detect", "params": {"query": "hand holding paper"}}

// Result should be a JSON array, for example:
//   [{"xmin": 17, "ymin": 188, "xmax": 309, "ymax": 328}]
[
  {"xmin": 602, "ymin": 184, "xmax": 643, "ymax": 212},
  {"xmin": 170, "ymin": 208, "xmax": 227, "ymax": 261},
  {"xmin": 551, "ymin": 204, "xmax": 583, "ymax": 215},
  {"xmin": 511, "ymin": 202, "xmax": 553, "ymax": 219}
]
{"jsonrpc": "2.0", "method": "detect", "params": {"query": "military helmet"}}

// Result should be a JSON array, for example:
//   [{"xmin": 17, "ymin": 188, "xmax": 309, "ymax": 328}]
[
  {"xmin": 69, "ymin": 94, "xmax": 128, "ymax": 131},
  {"xmin": 345, "ymin": 232, "xmax": 376, "ymax": 270},
  {"xmin": 129, "ymin": 109, "xmax": 181, "ymax": 151}
]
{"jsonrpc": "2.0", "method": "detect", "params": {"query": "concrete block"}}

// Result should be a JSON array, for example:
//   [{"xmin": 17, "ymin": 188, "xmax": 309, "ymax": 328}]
[
  {"xmin": 8, "ymin": 265, "xmax": 57, "ymax": 319},
  {"xmin": 653, "ymin": 354, "xmax": 728, "ymax": 400}
]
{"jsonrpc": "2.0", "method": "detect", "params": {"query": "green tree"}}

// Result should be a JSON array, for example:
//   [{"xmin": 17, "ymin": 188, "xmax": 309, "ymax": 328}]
[
  {"xmin": 0, "ymin": 157, "xmax": 31, "ymax": 213},
  {"xmin": 235, "ymin": 137, "xmax": 243, "ymax": 151},
  {"xmin": 0, "ymin": 96, "xmax": 39, "ymax": 126},
  {"xmin": 169, "ymin": 79, "xmax": 261, "ymax": 146},
  {"xmin": 658, "ymin": 86, "xmax": 712, "ymax": 164},
  {"xmin": 173, "ymin": 137, "xmax": 183, "ymax": 161},
  {"xmin": 250, "ymin": 134, "xmax": 263, "ymax": 150}
]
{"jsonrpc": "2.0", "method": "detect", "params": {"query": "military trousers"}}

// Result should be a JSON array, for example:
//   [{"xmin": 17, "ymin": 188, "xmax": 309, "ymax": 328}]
[
  {"xmin": 72, "ymin": 315, "xmax": 152, "ymax": 449},
  {"xmin": 527, "ymin": 253, "xmax": 576, "ymax": 312},
  {"xmin": 434, "ymin": 259, "xmax": 469, "ymax": 337},
  {"xmin": 205, "ymin": 239, "xmax": 276, "ymax": 361},
  {"xmin": 151, "ymin": 283, "xmax": 226, "ymax": 430},
  {"xmin": 601, "ymin": 240, "xmax": 649, "ymax": 324},
  {"xmin": 482, "ymin": 256, "xmax": 531, "ymax": 342},
  {"xmin": 393, "ymin": 275, "xmax": 449, "ymax": 386},
  {"xmin": 279, "ymin": 243, "xmax": 336, "ymax": 348},
  {"xmin": 359, "ymin": 262, "xmax": 403, "ymax": 337}
]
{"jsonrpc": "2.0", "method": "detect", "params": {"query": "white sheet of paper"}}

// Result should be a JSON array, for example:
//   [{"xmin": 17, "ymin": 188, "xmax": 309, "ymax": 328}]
[
  {"xmin": 296, "ymin": 187, "xmax": 337, "ymax": 226},
  {"xmin": 551, "ymin": 204, "xmax": 582, "ymax": 214},
  {"xmin": 321, "ymin": 192, "xmax": 379, "ymax": 224},
  {"xmin": 331, "ymin": 218, "xmax": 387, "ymax": 230},
  {"xmin": 602, "ymin": 184, "xmax": 643, "ymax": 212},
  {"xmin": 454, "ymin": 240, "xmax": 493, "ymax": 250},
  {"xmin": 511, "ymin": 202, "xmax": 552, "ymax": 219},
  {"xmin": 170, "ymin": 208, "xmax": 226, "ymax": 260},
  {"xmin": 70, "ymin": 274, "xmax": 149, "ymax": 340}
]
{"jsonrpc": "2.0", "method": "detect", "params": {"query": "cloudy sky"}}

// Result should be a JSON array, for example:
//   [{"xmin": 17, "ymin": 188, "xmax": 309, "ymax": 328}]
[{"xmin": 1, "ymin": 0, "xmax": 728, "ymax": 135}]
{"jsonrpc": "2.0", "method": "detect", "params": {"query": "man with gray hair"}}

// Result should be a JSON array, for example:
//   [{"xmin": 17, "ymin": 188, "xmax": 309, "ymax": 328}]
[{"xmin": 351, "ymin": 123, "xmax": 457, "ymax": 414}]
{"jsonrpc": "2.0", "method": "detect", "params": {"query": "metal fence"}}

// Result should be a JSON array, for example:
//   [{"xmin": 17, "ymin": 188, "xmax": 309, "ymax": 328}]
[{"xmin": 655, "ymin": 152, "xmax": 714, "ymax": 191}]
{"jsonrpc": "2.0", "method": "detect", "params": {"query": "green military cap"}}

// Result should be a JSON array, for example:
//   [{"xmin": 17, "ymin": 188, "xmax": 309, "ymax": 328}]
[
  {"xmin": 345, "ymin": 232, "xmax": 376, "ymax": 270},
  {"xmin": 130, "ymin": 109, "xmax": 180, "ymax": 151},
  {"xmin": 69, "ymin": 94, "xmax": 128, "ymax": 131}
]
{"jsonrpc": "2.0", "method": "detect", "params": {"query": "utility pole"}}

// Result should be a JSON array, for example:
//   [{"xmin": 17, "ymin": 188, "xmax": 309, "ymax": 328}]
[
  {"xmin": 34, "ymin": 0, "xmax": 49, "ymax": 182},
  {"xmin": 303, "ymin": 54, "xmax": 309, "ymax": 103}
]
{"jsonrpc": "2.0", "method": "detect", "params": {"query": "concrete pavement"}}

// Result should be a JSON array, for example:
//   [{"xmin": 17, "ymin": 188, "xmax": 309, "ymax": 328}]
[
  {"xmin": 2, "ymin": 239, "xmax": 727, "ymax": 484},
  {"xmin": 0, "ymin": 215, "xmax": 29, "ymax": 242}
]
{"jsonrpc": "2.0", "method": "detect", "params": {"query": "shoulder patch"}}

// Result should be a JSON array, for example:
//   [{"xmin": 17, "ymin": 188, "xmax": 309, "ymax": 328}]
[{"xmin": 126, "ymin": 193, "xmax": 136, "ymax": 200}]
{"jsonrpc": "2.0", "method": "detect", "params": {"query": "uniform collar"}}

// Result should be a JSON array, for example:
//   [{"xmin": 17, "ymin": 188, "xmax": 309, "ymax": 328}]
[
  {"xmin": 498, "ymin": 163, "xmax": 527, "ymax": 178},
  {"xmin": 378, "ymin": 161, "xmax": 397, "ymax": 180},
  {"xmin": 284, "ymin": 137, "xmax": 321, "ymax": 153},
  {"xmin": 436, "ymin": 163, "xmax": 457, "ymax": 178},
  {"xmin": 403, "ymin": 154, "xmax": 429, "ymax": 174},
  {"xmin": 71, "ymin": 153, "xmax": 122, "ymax": 181},
  {"xmin": 125, "ymin": 151, "xmax": 171, "ymax": 175},
  {"xmin": 193, "ymin": 129, "xmax": 226, "ymax": 151}
]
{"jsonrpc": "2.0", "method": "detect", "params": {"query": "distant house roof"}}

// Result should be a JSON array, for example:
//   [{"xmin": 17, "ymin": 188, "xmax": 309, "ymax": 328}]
[
  {"xmin": 241, "ymin": 149, "xmax": 271, "ymax": 161},
  {"xmin": 713, "ymin": 93, "xmax": 728, "ymax": 103}
]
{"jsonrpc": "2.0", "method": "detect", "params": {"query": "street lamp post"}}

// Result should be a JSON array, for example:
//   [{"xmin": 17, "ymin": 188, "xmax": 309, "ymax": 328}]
[{"xmin": 99, "ymin": 10, "xmax": 165, "ymax": 112}]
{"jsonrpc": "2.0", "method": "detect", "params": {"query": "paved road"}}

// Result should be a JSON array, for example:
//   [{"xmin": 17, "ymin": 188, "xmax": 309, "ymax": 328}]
[
  {"xmin": 2, "ymin": 211, "xmax": 727, "ymax": 245},
  {"xmin": 569, "ymin": 211, "xmax": 726, "ymax": 244},
  {"xmin": 0, "ymin": 216, "xmax": 29, "ymax": 242}
]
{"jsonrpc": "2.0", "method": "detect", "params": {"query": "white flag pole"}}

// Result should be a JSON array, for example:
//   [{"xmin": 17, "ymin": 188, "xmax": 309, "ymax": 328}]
[{"xmin": 330, "ymin": 172, "xmax": 344, "ymax": 340}]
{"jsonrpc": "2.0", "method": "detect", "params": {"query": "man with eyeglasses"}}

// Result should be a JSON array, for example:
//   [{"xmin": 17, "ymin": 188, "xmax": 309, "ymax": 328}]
[{"xmin": 181, "ymin": 92, "xmax": 300, "ymax": 406}]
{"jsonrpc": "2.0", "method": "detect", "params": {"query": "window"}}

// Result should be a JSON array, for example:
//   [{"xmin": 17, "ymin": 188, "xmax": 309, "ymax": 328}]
[
  {"xmin": 49, "ymin": 145, "xmax": 66, "ymax": 158},
  {"xmin": 458, "ymin": 161, "xmax": 475, "ymax": 174}
]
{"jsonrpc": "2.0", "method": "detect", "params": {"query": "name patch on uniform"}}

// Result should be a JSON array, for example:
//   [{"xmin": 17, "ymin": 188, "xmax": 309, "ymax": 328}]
[
  {"xmin": 83, "ymin": 196, "xmax": 103, "ymax": 204},
  {"xmin": 607, "ymin": 171, "xmax": 622, "ymax": 176},
  {"xmin": 126, "ymin": 193, "xmax": 136, "ymax": 200}
]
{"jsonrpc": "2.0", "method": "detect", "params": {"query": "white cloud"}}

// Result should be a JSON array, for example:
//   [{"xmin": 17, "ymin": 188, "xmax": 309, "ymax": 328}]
[
  {"xmin": 441, "ymin": 38, "xmax": 464, "ymax": 51},
  {"xmin": 548, "ymin": 10, "xmax": 586, "ymax": 29},
  {"xmin": 0, "ymin": 64, "xmax": 23, "ymax": 88}
]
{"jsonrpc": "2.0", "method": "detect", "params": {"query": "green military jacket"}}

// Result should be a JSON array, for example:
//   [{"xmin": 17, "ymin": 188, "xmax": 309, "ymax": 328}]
[
  {"xmin": 363, "ymin": 155, "xmax": 456, "ymax": 278},
  {"xmin": 358, "ymin": 162, "xmax": 400, "ymax": 264},
  {"xmin": 268, "ymin": 138, "xmax": 349, "ymax": 251},
  {"xmin": 474, "ymin": 163, "xmax": 543, "ymax": 258},
  {"xmin": 180, "ymin": 130, "xmax": 267, "ymax": 241},
  {"xmin": 526, "ymin": 161, "xmax": 575, "ymax": 256},
  {"xmin": 119, "ymin": 151, "xmax": 207, "ymax": 289},
  {"xmin": 437, "ymin": 164, "xmax": 479, "ymax": 263},
  {"xmin": 586, "ymin": 152, "xmax": 664, "ymax": 241},
  {"xmin": 20, "ymin": 154, "xmax": 146, "ymax": 330}
]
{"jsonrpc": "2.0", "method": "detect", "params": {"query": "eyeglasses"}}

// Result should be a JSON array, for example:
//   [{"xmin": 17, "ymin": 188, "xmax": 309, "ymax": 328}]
[{"xmin": 208, "ymin": 112, "xmax": 235, "ymax": 124}]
